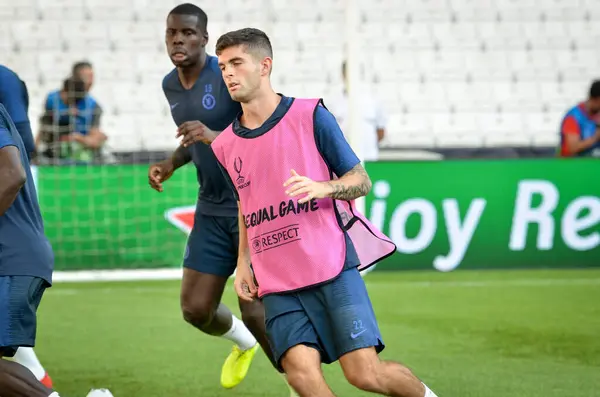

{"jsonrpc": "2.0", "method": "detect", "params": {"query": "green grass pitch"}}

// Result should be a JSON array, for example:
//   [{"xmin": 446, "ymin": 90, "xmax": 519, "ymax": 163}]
[{"xmin": 34, "ymin": 269, "xmax": 600, "ymax": 396}]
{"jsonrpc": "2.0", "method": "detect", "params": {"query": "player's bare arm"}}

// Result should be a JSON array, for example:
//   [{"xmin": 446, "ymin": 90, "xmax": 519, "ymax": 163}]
[
  {"xmin": 326, "ymin": 163, "xmax": 372, "ymax": 201},
  {"xmin": 148, "ymin": 145, "xmax": 191, "ymax": 192},
  {"xmin": 234, "ymin": 200, "xmax": 258, "ymax": 301},
  {"xmin": 284, "ymin": 164, "xmax": 371, "ymax": 203},
  {"xmin": 170, "ymin": 144, "xmax": 192, "ymax": 169},
  {"xmin": 563, "ymin": 127, "xmax": 600, "ymax": 156},
  {"xmin": 0, "ymin": 145, "xmax": 26, "ymax": 215}
]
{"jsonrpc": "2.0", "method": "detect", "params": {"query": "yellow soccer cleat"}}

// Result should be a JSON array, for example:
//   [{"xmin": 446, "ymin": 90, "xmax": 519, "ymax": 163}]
[{"xmin": 220, "ymin": 344, "xmax": 260, "ymax": 389}]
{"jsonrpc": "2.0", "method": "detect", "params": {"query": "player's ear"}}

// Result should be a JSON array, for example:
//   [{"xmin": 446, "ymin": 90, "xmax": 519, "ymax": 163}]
[
  {"xmin": 201, "ymin": 30, "xmax": 209, "ymax": 47},
  {"xmin": 261, "ymin": 57, "xmax": 272, "ymax": 77}
]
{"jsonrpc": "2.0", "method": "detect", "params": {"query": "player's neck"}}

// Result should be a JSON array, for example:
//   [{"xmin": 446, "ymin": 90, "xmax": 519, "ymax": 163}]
[
  {"xmin": 240, "ymin": 90, "xmax": 281, "ymax": 130},
  {"xmin": 177, "ymin": 52, "xmax": 207, "ymax": 90}
]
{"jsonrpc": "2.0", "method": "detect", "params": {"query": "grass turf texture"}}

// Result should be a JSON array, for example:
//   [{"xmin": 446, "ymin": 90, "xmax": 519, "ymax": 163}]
[{"xmin": 34, "ymin": 269, "xmax": 600, "ymax": 396}]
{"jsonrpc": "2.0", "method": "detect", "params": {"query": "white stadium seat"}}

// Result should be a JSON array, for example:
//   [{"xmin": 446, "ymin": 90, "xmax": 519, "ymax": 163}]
[{"xmin": 2, "ymin": 0, "xmax": 598, "ymax": 151}]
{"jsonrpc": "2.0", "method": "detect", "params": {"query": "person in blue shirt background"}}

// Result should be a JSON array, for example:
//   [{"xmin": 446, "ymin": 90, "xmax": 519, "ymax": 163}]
[
  {"xmin": 0, "ymin": 65, "xmax": 35, "ymax": 159},
  {"xmin": 37, "ymin": 71, "xmax": 106, "ymax": 164}
]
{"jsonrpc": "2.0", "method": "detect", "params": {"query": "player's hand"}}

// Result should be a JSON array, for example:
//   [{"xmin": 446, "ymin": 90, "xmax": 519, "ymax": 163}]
[
  {"xmin": 283, "ymin": 169, "xmax": 331, "ymax": 204},
  {"xmin": 176, "ymin": 121, "xmax": 218, "ymax": 147},
  {"xmin": 148, "ymin": 160, "xmax": 175, "ymax": 192},
  {"xmin": 234, "ymin": 257, "xmax": 258, "ymax": 302}
]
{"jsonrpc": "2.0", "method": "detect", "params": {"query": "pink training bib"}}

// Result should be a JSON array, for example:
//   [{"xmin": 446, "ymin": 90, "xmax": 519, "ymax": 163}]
[{"xmin": 212, "ymin": 98, "xmax": 396, "ymax": 297}]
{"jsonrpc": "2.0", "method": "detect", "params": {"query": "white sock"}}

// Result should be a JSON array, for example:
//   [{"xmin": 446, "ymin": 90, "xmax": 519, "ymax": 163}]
[
  {"xmin": 423, "ymin": 383, "xmax": 439, "ymax": 397},
  {"xmin": 221, "ymin": 315, "xmax": 257, "ymax": 351},
  {"xmin": 48, "ymin": 393, "xmax": 60, "ymax": 397},
  {"xmin": 13, "ymin": 347, "xmax": 46, "ymax": 380}
]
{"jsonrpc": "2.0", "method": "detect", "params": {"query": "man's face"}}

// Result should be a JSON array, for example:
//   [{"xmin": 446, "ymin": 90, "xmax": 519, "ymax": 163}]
[
  {"xmin": 165, "ymin": 14, "xmax": 206, "ymax": 67},
  {"xmin": 75, "ymin": 66, "xmax": 94, "ymax": 92},
  {"xmin": 588, "ymin": 97, "xmax": 600, "ymax": 117},
  {"xmin": 218, "ymin": 45, "xmax": 263, "ymax": 103}
]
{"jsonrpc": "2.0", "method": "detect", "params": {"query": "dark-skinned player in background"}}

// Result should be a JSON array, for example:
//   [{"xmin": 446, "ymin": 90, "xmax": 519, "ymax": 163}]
[{"xmin": 147, "ymin": 4, "xmax": 295, "ymax": 395}]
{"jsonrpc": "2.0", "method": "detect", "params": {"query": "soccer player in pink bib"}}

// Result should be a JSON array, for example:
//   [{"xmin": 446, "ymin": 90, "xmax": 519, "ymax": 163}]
[{"xmin": 210, "ymin": 28, "xmax": 440, "ymax": 397}]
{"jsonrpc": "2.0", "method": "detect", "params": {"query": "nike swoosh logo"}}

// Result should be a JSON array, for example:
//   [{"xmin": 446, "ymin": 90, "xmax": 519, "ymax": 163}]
[
  {"xmin": 171, "ymin": 103, "xmax": 179, "ymax": 109},
  {"xmin": 350, "ymin": 329, "xmax": 367, "ymax": 339}
]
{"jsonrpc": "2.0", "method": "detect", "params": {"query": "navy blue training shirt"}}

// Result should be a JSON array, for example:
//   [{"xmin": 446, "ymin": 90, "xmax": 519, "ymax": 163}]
[
  {"xmin": 162, "ymin": 55, "xmax": 242, "ymax": 217},
  {"xmin": 0, "ymin": 65, "xmax": 35, "ymax": 158},
  {"xmin": 220, "ymin": 96, "xmax": 362, "ymax": 269},
  {"xmin": 0, "ymin": 105, "xmax": 54, "ymax": 283}
]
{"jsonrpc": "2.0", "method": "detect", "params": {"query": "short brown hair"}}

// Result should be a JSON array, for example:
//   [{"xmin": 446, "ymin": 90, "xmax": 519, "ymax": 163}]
[
  {"xmin": 72, "ymin": 61, "xmax": 92, "ymax": 76},
  {"xmin": 215, "ymin": 27, "xmax": 273, "ymax": 59}
]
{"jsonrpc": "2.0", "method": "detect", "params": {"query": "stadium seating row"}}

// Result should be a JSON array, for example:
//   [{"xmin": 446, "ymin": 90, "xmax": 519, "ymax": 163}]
[{"xmin": 3, "ymin": 0, "xmax": 598, "ymax": 150}]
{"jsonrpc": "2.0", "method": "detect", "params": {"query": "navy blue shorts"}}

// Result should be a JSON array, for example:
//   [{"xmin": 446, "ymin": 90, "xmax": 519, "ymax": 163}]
[
  {"xmin": 0, "ymin": 276, "xmax": 49, "ymax": 358},
  {"xmin": 263, "ymin": 267, "xmax": 385, "ymax": 370},
  {"xmin": 183, "ymin": 214, "xmax": 239, "ymax": 278}
]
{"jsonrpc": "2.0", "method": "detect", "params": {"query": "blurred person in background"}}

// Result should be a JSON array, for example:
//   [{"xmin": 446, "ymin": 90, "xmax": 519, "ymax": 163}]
[
  {"xmin": 0, "ymin": 65, "xmax": 54, "ymax": 389},
  {"xmin": 36, "ymin": 72, "xmax": 107, "ymax": 164},
  {"xmin": 328, "ymin": 61, "xmax": 387, "ymax": 162},
  {"xmin": 328, "ymin": 61, "xmax": 386, "ymax": 277},
  {"xmin": 72, "ymin": 61, "xmax": 95, "ymax": 94},
  {"xmin": 559, "ymin": 79, "xmax": 600, "ymax": 157}
]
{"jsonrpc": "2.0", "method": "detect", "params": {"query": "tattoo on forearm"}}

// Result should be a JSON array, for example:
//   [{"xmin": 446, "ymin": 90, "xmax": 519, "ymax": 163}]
[
  {"xmin": 171, "ymin": 145, "xmax": 192, "ymax": 169},
  {"xmin": 327, "ymin": 164, "xmax": 372, "ymax": 201}
]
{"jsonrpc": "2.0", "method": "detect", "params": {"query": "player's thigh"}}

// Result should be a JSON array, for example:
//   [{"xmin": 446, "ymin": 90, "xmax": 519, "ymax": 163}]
[
  {"xmin": 263, "ymin": 293, "xmax": 322, "ymax": 372},
  {"xmin": 305, "ymin": 267, "xmax": 385, "ymax": 363},
  {"xmin": 0, "ymin": 276, "xmax": 48, "ymax": 358},
  {"xmin": 182, "ymin": 213, "xmax": 238, "ymax": 278}
]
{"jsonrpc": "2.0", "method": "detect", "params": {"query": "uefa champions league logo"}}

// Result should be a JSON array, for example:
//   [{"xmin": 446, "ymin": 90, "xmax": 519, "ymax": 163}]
[{"xmin": 234, "ymin": 157, "xmax": 245, "ymax": 185}]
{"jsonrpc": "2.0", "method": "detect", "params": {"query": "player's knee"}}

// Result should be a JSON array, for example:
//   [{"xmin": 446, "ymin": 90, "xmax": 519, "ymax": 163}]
[
  {"xmin": 285, "ymin": 365, "xmax": 320, "ymax": 392},
  {"xmin": 341, "ymin": 350, "xmax": 387, "ymax": 392},
  {"xmin": 281, "ymin": 347, "xmax": 323, "ymax": 392},
  {"xmin": 180, "ymin": 296, "xmax": 215, "ymax": 328},
  {"xmin": 344, "ymin": 368, "xmax": 381, "ymax": 392}
]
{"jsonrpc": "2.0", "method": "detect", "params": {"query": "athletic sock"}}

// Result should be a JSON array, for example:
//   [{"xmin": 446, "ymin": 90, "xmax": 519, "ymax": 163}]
[
  {"xmin": 48, "ymin": 393, "xmax": 60, "ymax": 397},
  {"xmin": 423, "ymin": 383, "xmax": 439, "ymax": 397},
  {"xmin": 221, "ymin": 315, "xmax": 257, "ymax": 351},
  {"xmin": 13, "ymin": 347, "xmax": 46, "ymax": 380}
]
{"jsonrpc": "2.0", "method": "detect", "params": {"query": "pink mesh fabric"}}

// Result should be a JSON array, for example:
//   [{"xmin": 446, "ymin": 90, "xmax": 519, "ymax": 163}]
[
  {"xmin": 335, "ymin": 200, "xmax": 396, "ymax": 271},
  {"xmin": 212, "ymin": 98, "xmax": 395, "ymax": 296}
]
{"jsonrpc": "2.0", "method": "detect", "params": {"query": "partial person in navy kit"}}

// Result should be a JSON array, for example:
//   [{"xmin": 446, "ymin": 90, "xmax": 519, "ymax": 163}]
[
  {"xmin": 0, "ymin": 64, "xmax": 56, "ymax": 390},
  {"xmin": 0, "ymin": 104, "xmax": 55, "ymax": 396},
  {"xmin": 147, "ymin": 3, "xmax": 282, "ymax": 391}
]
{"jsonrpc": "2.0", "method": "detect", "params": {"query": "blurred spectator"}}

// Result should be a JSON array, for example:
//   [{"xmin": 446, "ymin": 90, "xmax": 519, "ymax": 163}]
[
  {"xmin": 72, "ymin": 61, "xmax": 95, "ymax": 93},
  {"xmin": 36, "ymin": 76, "xmax": 106, "ymax": 164},
  {"xmin": 36, "ymin": 62, "xmax": 107, "ymax": 164},
  {"xmin": 327, "ymin": 61, "xmax": 387, "ymax": 162},
  {"xmin": 0, "ymin": 65, "xmax": 35, "ymax": 159},
  {"xmin": 559, "ymin": 80, "xmax": 600, "ymax": 157}
]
